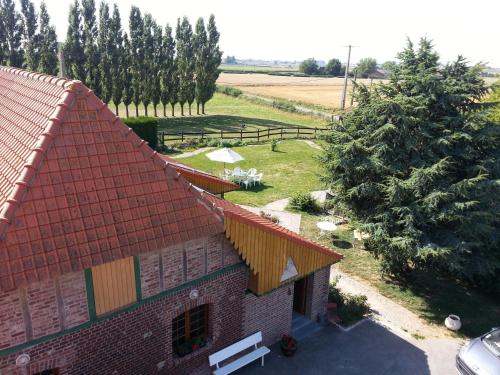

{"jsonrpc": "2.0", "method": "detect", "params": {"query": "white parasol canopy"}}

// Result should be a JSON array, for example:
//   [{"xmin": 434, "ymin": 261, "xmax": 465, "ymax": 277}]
[{"xmin": 206, "ymin": 148, "xmax": 244, "ymax": 164}]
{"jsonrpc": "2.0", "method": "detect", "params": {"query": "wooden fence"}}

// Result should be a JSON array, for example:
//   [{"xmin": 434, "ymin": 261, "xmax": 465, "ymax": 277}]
[{"xmin": 158, "ymin": 125, "xmax": 330, "ymax": 144}]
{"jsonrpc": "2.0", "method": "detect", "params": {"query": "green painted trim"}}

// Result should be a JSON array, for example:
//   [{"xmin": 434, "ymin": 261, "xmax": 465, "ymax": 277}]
[
  {"xmin": 0, "ymin": 262, "xmax": 245, "ymax": 358},
  {"xmin": 133, "ymin": 256, "xmax": 142, "ymax": 301},
  {"xmin": 84, "ymin": 268, "xmax": 97, "ymax": 321}
]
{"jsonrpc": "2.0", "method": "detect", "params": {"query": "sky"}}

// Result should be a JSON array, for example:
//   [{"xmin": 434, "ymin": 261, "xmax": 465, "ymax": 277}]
[{"xmin": 33, "ymin": 0, "xmax": 500, "ymax": 67}]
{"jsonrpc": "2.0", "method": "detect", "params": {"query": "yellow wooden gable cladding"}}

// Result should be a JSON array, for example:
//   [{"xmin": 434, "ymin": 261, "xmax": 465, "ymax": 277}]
[
  {"xmin": 177, "ymin": 168, "xmax": 239, "ymax": 195},
  {"xmin": 224, "ymin": 215, "xmax": 341, "ymax": 295},
  {"xmin": 91, "ymin": 257, "xmax": 137, "ymax": 316}
]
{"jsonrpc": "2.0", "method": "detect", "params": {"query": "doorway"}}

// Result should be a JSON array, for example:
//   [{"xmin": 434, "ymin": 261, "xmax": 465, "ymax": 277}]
[{"xmin": 293, "ymin": 277, "xmax": 308, "ymax": 315}]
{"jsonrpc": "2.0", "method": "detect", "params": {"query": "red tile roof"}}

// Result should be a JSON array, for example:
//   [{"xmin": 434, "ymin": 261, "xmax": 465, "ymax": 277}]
[
  {"xmin": 202, "ymin": 193, "xmax": 343, "ymax": 261},
  {"xmin": 0, "ymin": 66, "xmax": 223, "ymax": 292},
  {"xmin": 159, "ymin": 154, "xmax": 239, "ymax": 194}
]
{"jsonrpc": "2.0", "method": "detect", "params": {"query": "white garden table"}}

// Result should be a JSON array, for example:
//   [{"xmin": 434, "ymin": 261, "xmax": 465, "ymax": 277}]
[{"xmin": 316, "ymin": 221, "xmax": 337, "ymax": 236}]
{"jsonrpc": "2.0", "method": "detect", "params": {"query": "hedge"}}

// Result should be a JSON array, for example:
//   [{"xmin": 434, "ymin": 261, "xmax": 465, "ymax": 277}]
[{"xmin": 122, "ymin": 117, "xmax": 159, "ymax": 150}]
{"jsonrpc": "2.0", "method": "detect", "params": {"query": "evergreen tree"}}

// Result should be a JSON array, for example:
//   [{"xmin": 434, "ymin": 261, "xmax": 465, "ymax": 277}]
[
  {"xmin": 203, "ymin": 14, "xmax": 222, "ymax": 114},
  {"xmin": 151, "ymin": 23, "xmax": 162, "ymax": 117},
  {"xmin": 81, "ymin": 0, "xmax": 99, "ymax": 95},
  {"xmin": 121, "ymin": 33, "xmax": 133, "ymax": 117},
  {"xmin": 140, "ymin": 13, "xmax": 154, "ymax": 116},
  {"xmin": 175, "ymin": 17, "xmax": 195, "ymax": 116},
  {"xmin": 0, "ymin": 5, "xmax": 5, "ymax": 64},
  {"xmin": 64, "ymin": 0, "xmax": 85, "ymax": 80},
  {"xmin": 20, "ymin": 0, "xmax": 38, "ymax": 71},
  {"xmin": 160, "ymin": 24, "xmax": 176, "ymax": 117},
  {"xmin": 1, "ymin": 0, "xmax": 24, "ymax": 67},
  {"xmin": 325, "ymin": 58, "xmax": 342, "ymax": 76},
  {"xmin": 129, "ymin": 6, "xmax": 143, "ymax": 116},
  {"xmin": 37, "ymin": 2, "xmax": 58, "ymax": 75},
  {"xmin": 97, "ymin": 1, "xmax": 111, "ymax": 104},
  {"xmin": 194, "ymin": 17, "xmax": 209, "ymax": 115},
  {"xmin": 110, "ymin": 4, "xmax": 123, "ymax": 115},
  {"xmin": 321, "ymin": 39, "xmax": 500, "ymax": 285}
]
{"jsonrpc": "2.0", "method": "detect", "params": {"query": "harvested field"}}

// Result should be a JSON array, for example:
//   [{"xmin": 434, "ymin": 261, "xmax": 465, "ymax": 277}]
[{"xmin": 217, "ymin": 73, "xmax": 378, "ymax": 109}]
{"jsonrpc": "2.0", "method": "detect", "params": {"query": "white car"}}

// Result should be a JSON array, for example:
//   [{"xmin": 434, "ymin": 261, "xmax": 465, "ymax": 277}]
[{"xmin": 456, "ymin": 328, "xmax": 500, "ymax": 375}]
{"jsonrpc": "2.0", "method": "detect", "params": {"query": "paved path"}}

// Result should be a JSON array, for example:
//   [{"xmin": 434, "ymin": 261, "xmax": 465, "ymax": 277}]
[
  {"xmin": 301, "ymin": 139, "xmax": 323, "ymax": 150},
  {"xmin": 239, "ymin": 205, "xmax": 301, "ymax": 233},
  {"xmin": 172, "ymin": 147, "xmax": 214, "ymax": 159}
]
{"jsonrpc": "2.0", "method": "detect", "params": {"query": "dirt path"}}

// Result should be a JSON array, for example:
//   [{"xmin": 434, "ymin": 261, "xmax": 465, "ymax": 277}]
[
  {"xmin": 331, "ymin": 267, "xmax": 460, "ymax": 342},
  {"xmin": 173, "ymin": 147, "xmax": 214, "ymax": 159},
  {"xmin": 301, "ymin": 140, "xmax": 322, "ymax": 150}
]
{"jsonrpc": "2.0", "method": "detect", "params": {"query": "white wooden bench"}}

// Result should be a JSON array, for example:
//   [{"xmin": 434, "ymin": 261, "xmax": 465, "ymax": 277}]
[{"xmin": 208, "ymin": 331, "xmax": 270, "ymax": 375}]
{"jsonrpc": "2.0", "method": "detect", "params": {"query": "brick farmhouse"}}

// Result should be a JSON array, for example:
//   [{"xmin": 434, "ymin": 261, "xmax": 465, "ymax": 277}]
[{"xmin": 0, "ymin": 67, "xmax": 342, "ymax": 374}]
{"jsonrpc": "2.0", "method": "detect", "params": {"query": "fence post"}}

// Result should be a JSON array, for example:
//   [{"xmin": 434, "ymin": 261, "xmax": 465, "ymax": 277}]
[
  {"xmin": 314, "ymin": 127, "xmax": 317, "ymax": 139},
  {"xmin": 201, "ymin": 131, "xmax": 204, "ymax": 141},
  {"xmin": 281, "ymin": 127, "xmax": 283, "ymax": 140},
  {"xmin": 297, "ymin": 127, "xmax": 300, "ymax": 138},
  {"xmin": 267, "ymin": 128, "xmax": 270, "ymax": 140},
  {"xmin": 240, "ymin": 129, "xmax": 243, "ymax": 141},
  {"xmin": 257, "ymin": 129, "xmax": 260, "ymax": 142},
  {"xmin": 181, "ymin": 131, "xmax": 184, "ymax": 142},
  {"xmin": 220, "ymin": 129, "xmax": 223, "ymax": 139}
]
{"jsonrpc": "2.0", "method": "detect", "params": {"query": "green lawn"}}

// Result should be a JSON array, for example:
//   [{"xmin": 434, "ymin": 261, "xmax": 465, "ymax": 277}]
[
  {"xmin": 178, "ymin": 140, "xmax": 325, "ymax": 207},
  {"xmin": 299, "ymin": 212, "xmax": 500, "ymax": 338},
  {"xmin": 118, "ymin": 93, "xmax": 328, "ymax": 134}
]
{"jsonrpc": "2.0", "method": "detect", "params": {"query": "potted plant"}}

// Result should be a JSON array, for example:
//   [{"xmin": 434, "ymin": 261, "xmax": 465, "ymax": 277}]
[
  {"xmin": 280, "ymin": 334, "xmax": 297, "ymax": 357},
  {"xmin": 175, "ymin": 342, "xmax": 192, "ymax": 357}
]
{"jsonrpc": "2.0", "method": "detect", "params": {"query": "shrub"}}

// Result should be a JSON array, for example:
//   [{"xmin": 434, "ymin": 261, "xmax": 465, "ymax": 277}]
[
  {"xmin": 216, "ymin": 85, "xmax": 243, "ymax": 97},
  {"xmin": 328, "ymin": 278, "xmax": 370, "ymax": 325},
  {"xmin": 288, "ymin": 192, "xmax": 320, "ymax": 213},
  {"xmin": 206, "ymin": 138, "xmax": 245, "ymax": 148},
  {"xmin": 123, "ymin": 117, "xmax": 158, "ymax": 150},
  {"xmin": 271, "ymin": 100, "xmax": 297, "ymax": 113},
  {"xmin": 260, "ymin": 211, "xmax": 280, "ymax": 224},
  {"xmin": 271, "ymin": 139, "xmax": 278, "ymax": 152}
]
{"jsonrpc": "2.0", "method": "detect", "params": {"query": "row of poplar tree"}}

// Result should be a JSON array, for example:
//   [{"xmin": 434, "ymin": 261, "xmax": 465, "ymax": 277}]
[{"xmin": 0, "ymin": 0, "xmax": 222, "ymax": 118}]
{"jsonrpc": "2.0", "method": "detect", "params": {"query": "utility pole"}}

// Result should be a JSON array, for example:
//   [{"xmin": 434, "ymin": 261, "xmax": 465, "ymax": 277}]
[{"xmin": 340, "ymin": 45, "xmax": 357, "ymax": 110}]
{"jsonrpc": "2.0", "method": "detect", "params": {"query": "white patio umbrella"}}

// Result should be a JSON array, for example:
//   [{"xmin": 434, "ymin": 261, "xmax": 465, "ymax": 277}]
[{"xmin": 206, "ymin": 148, "xmax": 244, "ymax": 169}]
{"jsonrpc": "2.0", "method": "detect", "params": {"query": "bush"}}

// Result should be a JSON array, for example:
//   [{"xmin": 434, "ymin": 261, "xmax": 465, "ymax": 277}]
[
  {"xmin": 206, "ymin": 138, "xmax": 245, "ymax": 148},
  {"xmin": 288, "ymin": 192, "xmax": 320, "ymax": 213},
  {"xmin": 271, "ymin": 100, "xmax": 297, "ymax": 113},
  {"xmin": 271, "ymin": 139, "xmax": 278, "ymax": 152},
  {"xmin": 260, "ymin": 211, "xmax": 280, "ymax": 224},
  {"xmin": 328, "ymin": 278, "xmax": 370, "ymax": 325},
  {"xmin": 216, "ymin": 85, "xmax": 243, "ymax": 97},
  {"xmin": 123, "ymin": 117, "xmax": 158, "ymax": 150}
]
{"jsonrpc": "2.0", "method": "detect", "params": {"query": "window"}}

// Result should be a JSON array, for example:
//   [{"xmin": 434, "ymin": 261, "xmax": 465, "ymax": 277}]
[
  {"xmin": 91, "ymin": 257, "xmax": 137, "ymax": 316},
  {"xmin": 172, "ymin": 304, "xmax": 209, "ymax": 357}
]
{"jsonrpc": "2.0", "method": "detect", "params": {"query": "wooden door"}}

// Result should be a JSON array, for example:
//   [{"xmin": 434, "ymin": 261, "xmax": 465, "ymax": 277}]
[{"xmin": 293, "ymin": 277, "xmax": 308, "ymax": 315}]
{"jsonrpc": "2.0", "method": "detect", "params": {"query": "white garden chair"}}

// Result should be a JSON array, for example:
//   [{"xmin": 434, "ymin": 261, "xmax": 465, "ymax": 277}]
[
  {"xmin": 247, "ymin": 168, "xmax": 257, "ymax": 177},
  {"xmin": 252, "ymin": 173, "xmax": 263, "ymax": 186}
]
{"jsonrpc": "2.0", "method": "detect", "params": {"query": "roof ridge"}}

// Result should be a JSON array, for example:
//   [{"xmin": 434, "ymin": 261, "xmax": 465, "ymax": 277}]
[
  {"xmin": 0, "ymin": 81, "xmax": 79, "ymax": 239},
  {"xmin": 0, "ymin": 65, "xmax": 74, "ymax": 88},
  {"xmin": 202, "ymin": 192, "xmax": 343, "ymax": 261}
]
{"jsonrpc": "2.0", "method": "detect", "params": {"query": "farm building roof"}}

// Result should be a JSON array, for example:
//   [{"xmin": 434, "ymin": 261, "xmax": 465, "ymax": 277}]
[
  {"xmin": 0, "ymin": 66, "xmax": 340, "ymax": 295},
  {"xmin": 158, "ymin": 154, "xmax": 239, "ymax": 195}
]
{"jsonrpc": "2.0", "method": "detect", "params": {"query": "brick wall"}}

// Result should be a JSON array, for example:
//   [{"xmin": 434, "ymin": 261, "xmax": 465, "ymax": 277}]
[
  {"xmin": 0, "ymin": 266, "xmax": 246, "ymax": 375},
  {"xmin": 140, "ymin": 234, "xmax": 238, "ymax": 299},
  {"xmin": 243, "ymin": 283, "xmax": 293, "ymax": 346},
  {"xmin": 306, "ymin": 266, "xmax": 331, "ymax": 321},
  {"xmin": 0, "ymin": 271, "xmax": 88, "ymax": 350}
]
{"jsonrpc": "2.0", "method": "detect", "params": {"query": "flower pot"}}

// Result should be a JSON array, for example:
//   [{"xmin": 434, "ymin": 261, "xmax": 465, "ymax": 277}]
[
  {"xmin": 280, "ymin": 345, "xmax": 297, "ymax": 357},
  {"xmin": 445, "ymin": 314, "xmax": 462, "ymax": 331}
]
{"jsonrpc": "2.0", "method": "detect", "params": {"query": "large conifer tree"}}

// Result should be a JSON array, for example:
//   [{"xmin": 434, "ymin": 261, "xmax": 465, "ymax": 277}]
[
  {"xmin": 203, "ymin": 15, "xmax": 222, "ymax": 114},
  {"xmin": 160, "ymin": 24, "xmax": 176, "ymax": 117},
  {"xmin": 110, "ymin": 4, "xmax": 123, "ymax": 115},
  {"xmin": 64, "ymin": 0, "xmax": 85, "ymax": 80},
  {"xmin": 128, "ymin": 6, "xmax": 143, "ymax": 116},
  {"xmin": 20, "ymin": 0, "xmax": 38, "ymax": 71},
  {"xmin": 97, "ymin": 1, "xmax": 111, "ymax": 104},
  {"xmin": 151, "ymin": 23, "xmax": 162, "ymax": 117},
  {"xmin": 194, "ymin": 17, "xmax": 208, "ymax": 115},
  {"xmin": 1, "ymin": 0, "xmax": 24, "ymax": 67},
  {"xmin": 121, "ymin": 32, "xmax": 133, "ymax": 117},
  {"xmin": 175, "ymin": 17, "xmax": 195, "ymax": 116},
  {"xmin": 81, "ymin": 0, "xmax": 99, "ymax": 95},
  {"xmin": 321, "ymin": 39, "xmax": 500, "ymax": 285},
  {"xmin": 37, "ymin": 1, "xmax": 58, "ymax": 75}
]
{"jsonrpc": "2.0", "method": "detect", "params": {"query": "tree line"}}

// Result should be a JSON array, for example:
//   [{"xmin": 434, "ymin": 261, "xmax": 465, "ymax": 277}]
[
  {"xmin": 299, "ymin": 56, "xmax": 383, "ymax": 78},
  {"xmin": 0, "ymin": 0, "xmax": 58, "ymax": 75},
  {"xmin": 0, "ymin": 0, "xmax": 222, "ymax": 118}
]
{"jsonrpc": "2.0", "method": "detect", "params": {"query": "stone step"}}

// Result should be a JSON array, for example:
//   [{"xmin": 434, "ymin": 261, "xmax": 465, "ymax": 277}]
[{"xmin": 291, "ymin": 314, "xmax": 323, "ymax": 342}]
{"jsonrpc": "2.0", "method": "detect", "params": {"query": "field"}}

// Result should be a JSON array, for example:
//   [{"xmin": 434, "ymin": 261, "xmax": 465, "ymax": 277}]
[
  {"xmin": 217, "ymin": 72, "xmax": 377, "ymax": 109},
  {"xmin": 219, "ymin": 63, "xmax": 298, "ymax": 72},
  {"xmin": 118, "ymin": 93, "xmax": 329, "ymax": 135}
]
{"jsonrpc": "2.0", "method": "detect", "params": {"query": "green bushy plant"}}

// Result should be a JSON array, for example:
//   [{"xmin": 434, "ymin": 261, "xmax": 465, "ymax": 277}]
[
  {"xmin": 216, "ymin": 85, "xmax": 243, "ymax": 97},
  {"xmin": 123, "ymin": 117, "xmax": 159, "ymax": 149},
  {"xmin": 271, "ymin": 139, "xmax": 278, "ymax": 151},
  {"xmin": 288, "ymin": 192, "xmax": 320, "ymax": 212}
]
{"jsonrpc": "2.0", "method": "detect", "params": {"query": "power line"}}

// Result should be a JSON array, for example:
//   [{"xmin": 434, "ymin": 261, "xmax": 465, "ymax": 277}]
[{"xmin": 340, "ymin": 45, "xmax": 359, "ymax": 110}]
